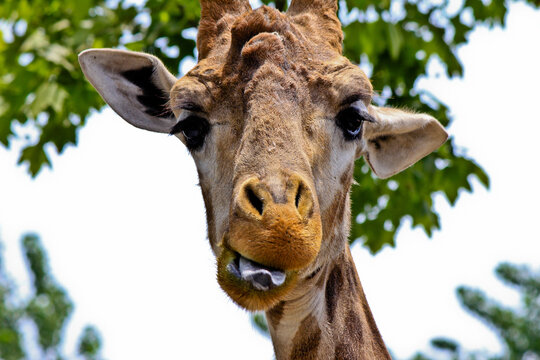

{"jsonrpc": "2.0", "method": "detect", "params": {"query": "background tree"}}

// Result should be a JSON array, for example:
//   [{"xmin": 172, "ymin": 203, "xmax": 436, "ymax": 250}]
[
  {"xmin": 2, "ymin": 1, "xmax": 539, "ymax": 358},
  {"xmin": 409, "ymin": 262, "xmax": 540, "ymax": 360},
  {"xmin": 0, "ymin": 233, "xmax": 102, "ymax": 360}
]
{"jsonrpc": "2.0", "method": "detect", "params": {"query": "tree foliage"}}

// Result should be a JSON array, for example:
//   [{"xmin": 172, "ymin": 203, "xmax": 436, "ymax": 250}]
[
  {"xmin": 410, "ymin": 262, "xmax": 540, "ymax": 360},
  {"xmin": 457, "ymin": 263, "xmax": 540, "ymax": 359},
  {"xmin": 0, "ymin": 233, "xmax": 102, "ymax": 360},
  {"xmin": 1, "ymin": 0, "xmax": 538, "ymax": 252}
]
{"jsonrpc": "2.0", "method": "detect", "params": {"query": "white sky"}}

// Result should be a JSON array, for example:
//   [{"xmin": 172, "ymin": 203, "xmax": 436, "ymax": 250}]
[{"xmin": 1, "ymin": 2, "xmax": 540, "ymax": 359}]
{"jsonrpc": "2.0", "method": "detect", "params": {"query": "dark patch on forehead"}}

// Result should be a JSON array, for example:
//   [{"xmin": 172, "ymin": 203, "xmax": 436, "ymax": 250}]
[
  {"xmin": 121, "ymin": 66, "xmax": 173, "ymax": 119},
  {"xmin": 325, "ymin": 264, "xmax": 343, "ymax": 323},
  {"xmin": 290, "ymin": 315, "xmax": 321, "ymax": 360},
  {"xmin": 267, "ymin": 300, "xmax": 286, "ymax": 327}
]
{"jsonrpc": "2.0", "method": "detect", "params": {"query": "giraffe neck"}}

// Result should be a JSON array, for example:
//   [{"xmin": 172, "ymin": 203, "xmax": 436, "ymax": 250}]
[{"xmin": 265, "ymin": 246, "xmax": 391, "ymax": 360}]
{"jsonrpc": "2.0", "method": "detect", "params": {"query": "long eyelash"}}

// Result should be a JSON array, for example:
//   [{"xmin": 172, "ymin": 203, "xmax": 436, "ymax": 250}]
[
  {"xmin": 359, "ymin": 110, "xmax": 376, "ymax": 123},
  {"xmin": 350, "ymin": 103, "xmax": 376, "ymax": 123},
  {"xmin": 169, "ymin": 120, "xmax": 185, "ymax": 135}
]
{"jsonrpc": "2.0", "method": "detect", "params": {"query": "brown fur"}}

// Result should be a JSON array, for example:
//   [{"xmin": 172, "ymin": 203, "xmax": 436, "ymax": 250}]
[
  {"xmin": 290, "ymin": 315, "xmax": 322, "ymax": 360},
  {"xmin": 325, "ymin": 264, "xmax": 343, "ymax": 323},
  {"xmin": 268, "ymin": 300, "xmax": 287, "ymax": 326},
  {"xmin": 198, "ymin": 1, "xmax": 252, "ymax": 59},
  {"xmin": 172, "ymin": 3, "xmax": 374, "ymax": 314},
  {"xmin": 176, "ymin": 2, "xmax": 393, "ymax": 358},
  {"xmin": 80, "ymin": 0, "xmax": 447, "ymax": 356},
  {"xmin": 80, "ymin": 0, "xmax": 446, "ymax": 358}
]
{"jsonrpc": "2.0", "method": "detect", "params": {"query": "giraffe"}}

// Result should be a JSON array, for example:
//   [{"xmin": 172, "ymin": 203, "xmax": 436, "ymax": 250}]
[{"xmin": 79, "ymin": 0, "xmax": 448, "ymax": 358}]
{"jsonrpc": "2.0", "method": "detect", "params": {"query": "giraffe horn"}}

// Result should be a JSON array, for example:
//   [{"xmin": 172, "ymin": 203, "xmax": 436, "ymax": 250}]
[
  {"xmin": 198, "ymin": 0, "xmax": 252, "ymax": 59},
  {"xmin": 287, "ymin": 0, "xmax": 338, "ymax": 15},
  {"xmin": 200, "ymin": 0, "xmax": 251, "ymax": 22},
  {"xmin": 287, "ymin": 0, "xmax": 342, "ymax": 52}
]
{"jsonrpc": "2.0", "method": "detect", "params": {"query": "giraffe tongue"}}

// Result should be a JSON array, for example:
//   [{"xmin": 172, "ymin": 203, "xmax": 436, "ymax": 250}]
[{"xmin": 238, "ymin": 256, "xmax": 286, "ymax": 291}]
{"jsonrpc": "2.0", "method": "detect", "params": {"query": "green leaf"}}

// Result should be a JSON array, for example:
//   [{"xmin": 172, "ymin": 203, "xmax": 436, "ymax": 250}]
[
  {"xmin": 26, "ymin": 82, "xmax": 68, "ymax": 117},
  {"xmin": 0, "ymin": 101, "xmax": 12, "ymax": 147},
  {"xmin": 20, "ymin": 28, "xmax": 50, "ymax": 52},
  {"xmin": 39, "ymin": 44, "xmax": 75, "ymax": 72},
  {"xmin": 430, "ymin": 337, "xmax": 460, "ymax": 353},
  {"xmin": 17, "ymin": 143, "xmax": 51, "ymax": 177},
  {"xmin": 78, "ymin": 326, "xmax": 102, "ymax": 360},
  {"xmin": 386, "ymin": 23, "xmax": 403, "ymax": 60},
  {"xmin": 0, "ymin": 255, "xmax": 25, "ymax": 360},
  {"xmin": 22, "ymin": 235, "xmax": 74, "ymax": 352},
  {"xmin": 250, "ymin": 313, "xmax": 270, "ymax": 338}
]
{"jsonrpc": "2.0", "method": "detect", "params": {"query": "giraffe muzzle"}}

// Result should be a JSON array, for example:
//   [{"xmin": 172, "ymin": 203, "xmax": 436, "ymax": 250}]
[
  {"xmin": 216, "ymin": 174, "xmax": 322, "ymax": 310},
  {"xmin": 227, "ymin": 175, "xmax": 322, "ymax": 270}
]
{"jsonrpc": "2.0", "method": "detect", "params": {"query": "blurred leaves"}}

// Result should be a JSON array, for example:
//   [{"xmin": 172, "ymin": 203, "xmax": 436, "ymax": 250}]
[
  {"xmin": 1, "ymin": 0, "xmax": 539, "ymax": 251},
  {"xmin": 0, "ymin": 233, "xmax": 103, "ymax": 360},
  {"xmin": 0, "ymin": 243, "xmax": 24, "ymax": 360},
  {"xmin": 23, "ymin": 234, "xmax": 73, "ymax": 352},
  {"xmin": 457, "ymin": 263, "xmax": 540, "ymax": 358},
  {"xmin": 0, "ymin": 0, "xmax": 141, "ymax": 176},
  {"xmin": 0, "ymin": 0, "xmax": 199, "ymax": 177},
  {"xmin": 251, "ymin": 312, "xmax": 270, "ymax": 338},
  {"xmin": 410, "ymin": 263, "xmax": 540, "ymax": 360},
  {"xmin": 78, "ymin": 326, "xmax": 103, "ymax": 360}
]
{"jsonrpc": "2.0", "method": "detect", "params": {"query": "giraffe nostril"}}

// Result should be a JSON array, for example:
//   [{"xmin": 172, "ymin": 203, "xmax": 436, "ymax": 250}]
[
  {"xmin": 246, "ymin": 186, "xmax": 264, "ymax": 215},
  {"xmin": 295, "ymin": 183, "xmax": 303, "ymax": 209},
  {"xmin": 292, "ymin": 179, "xmax": 314, "ymax": 219}
]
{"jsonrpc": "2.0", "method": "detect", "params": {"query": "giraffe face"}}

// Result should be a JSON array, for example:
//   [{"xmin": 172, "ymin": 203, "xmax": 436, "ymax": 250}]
[
  {"xmin": 167, "ymin": 6, "xmax": 375, "ymax": 310},
  {"xmin": 79, "ymin": 2, "xmax": 447, "ymax": 312}
]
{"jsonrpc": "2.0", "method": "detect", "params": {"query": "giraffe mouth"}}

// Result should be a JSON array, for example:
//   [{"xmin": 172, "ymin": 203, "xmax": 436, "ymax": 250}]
[
  {"xmin": 227, "ymin": 253, "xmax": 287, "ymax": 291},
  {"xmin": 217, "ymin": 240, "xmax": 300, "ymax": 310}
]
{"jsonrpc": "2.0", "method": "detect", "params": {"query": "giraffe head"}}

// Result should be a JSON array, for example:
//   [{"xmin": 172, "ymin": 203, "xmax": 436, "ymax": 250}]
[{"xmin": 79, "ymin": 0, "xmax": 447, "ymax": 311}]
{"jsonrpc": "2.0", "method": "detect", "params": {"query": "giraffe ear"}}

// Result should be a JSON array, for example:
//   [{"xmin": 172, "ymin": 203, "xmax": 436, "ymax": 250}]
[
  {"xmin": 79, "ymin": 49, "xmax": 177, "ymax": 133},
  {"xmin": 360, "ymin": 106, "xmax": 448, "ymax": 179}
]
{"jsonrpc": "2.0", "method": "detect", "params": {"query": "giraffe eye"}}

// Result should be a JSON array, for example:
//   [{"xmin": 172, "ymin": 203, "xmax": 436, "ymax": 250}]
[
  {"xmin": 336, "ymin": 107, "xmax": 366, "ymax": 140},
  {"xmin": 170, "ymin": 115, "xmax": 210, "ymax": 150}
]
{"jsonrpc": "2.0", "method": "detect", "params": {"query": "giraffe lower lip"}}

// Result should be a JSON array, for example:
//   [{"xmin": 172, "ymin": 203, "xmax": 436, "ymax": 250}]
[{"xmin": 227, "ymin": 253, "xmax": 286, "ymax": 291}]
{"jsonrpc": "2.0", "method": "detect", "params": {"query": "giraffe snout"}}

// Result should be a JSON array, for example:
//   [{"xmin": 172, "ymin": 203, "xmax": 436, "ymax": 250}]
[
  {"xmin": 216, "ymin": 174, "xmax": 322, "ymax": 310},
  {"xmin": 227, "ymin": 175, "xmax": 322, "ymax": 271}
]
